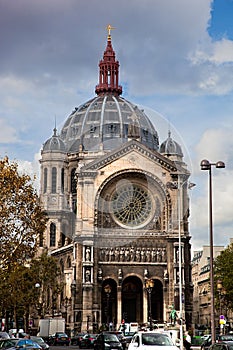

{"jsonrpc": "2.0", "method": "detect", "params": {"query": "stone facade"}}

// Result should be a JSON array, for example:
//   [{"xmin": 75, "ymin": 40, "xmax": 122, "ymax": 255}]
[{"xmin": 39, "ymin": 30, "xmax": 193, "ymax": 333}]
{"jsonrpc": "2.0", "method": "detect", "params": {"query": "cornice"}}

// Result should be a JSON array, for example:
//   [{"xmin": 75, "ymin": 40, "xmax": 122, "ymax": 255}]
[{"xmin": 81, "ymin": 140, "xmax": 179, "ymax": 173}]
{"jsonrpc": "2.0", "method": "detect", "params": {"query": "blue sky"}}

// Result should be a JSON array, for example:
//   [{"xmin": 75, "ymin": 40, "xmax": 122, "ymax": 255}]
[
  {"xmin": 208, "ymin": 0, "xmax": 233, "ymax": 40},
  {"xmin": 0, "ymin": 0, "xmax": 233, "ymax": 252}
]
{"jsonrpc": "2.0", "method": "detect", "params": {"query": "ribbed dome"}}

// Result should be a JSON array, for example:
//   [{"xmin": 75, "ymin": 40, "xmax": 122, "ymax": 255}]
[
  {"xmin": 43, "ymin": 128, "xmax": 66, "ymax": 152},
  {"xmin": 160, "ymin": 131, "xmax": 183, "ymax": 157},
  {"xmin": 60, "ymin": 95, "xmax": 159, "ymax": 153}
]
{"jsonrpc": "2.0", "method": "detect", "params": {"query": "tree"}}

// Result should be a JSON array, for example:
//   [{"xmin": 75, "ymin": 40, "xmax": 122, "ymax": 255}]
[
  {"xmin": 0, "ymin": 156, "xmax": 48, "ymax": 330},
  {"xmin": 0, "ymin": 156, "xmax": 48, "ymax": 272},
  {"xmin": 30, "ymin": 251, "xmax": 64, "ymax": 319},
  {"xmin": 214, "ymin": 243, "xmax": 233, "ymax": 310}
]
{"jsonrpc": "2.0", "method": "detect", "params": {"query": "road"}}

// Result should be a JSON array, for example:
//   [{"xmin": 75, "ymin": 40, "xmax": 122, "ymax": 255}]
[{"xmin": 50, "ymin": 346, "xmax": 90, "ymax": 350}]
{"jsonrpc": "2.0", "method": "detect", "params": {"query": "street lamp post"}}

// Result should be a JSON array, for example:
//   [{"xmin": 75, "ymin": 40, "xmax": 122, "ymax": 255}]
[
  {"xmin": 217, "ymin": 280, "xmax": 223, "ymax": 317},
  {"xmin": 217, "ymin": 280, "xmax": 226, "ymax": 335},
  {"xmin": 177, "ymin": 175, "xmax": 184, "ymax": 350},
  {"xmin": 167, "ymin": 176, "xmax": 195, "ymax": 350},
  {"xmin": 200, "ymin": 159, "xmax": 225, "ymax": 344},
  {"xmin": 145, "ymin": 278, "xmax": 154, "ymax": 331},
  {"xmin": 63, "ymin": 297, "xmax": 71, "ymax": 330}
]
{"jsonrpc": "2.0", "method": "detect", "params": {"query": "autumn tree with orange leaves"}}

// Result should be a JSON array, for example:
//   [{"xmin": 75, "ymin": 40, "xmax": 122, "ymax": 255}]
[
  {"xmin": 0, "ymin": 156, "xmax": 47, "ymax": 271},
  {"xmin": 0, "ymin": 156, "xmax": 48, "ymax": 330}
]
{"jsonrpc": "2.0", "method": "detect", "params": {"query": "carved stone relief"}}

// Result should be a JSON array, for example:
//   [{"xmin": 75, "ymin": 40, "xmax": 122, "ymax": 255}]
[{"xmin": 98, "ymin": 246, "xmax": 167, "ymax": 263}]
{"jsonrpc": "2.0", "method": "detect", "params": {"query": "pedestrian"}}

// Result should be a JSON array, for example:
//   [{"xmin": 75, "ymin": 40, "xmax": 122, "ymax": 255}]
[{"xmin": 184, "ymin": 332, "xmax": 191, "ymax": 350}]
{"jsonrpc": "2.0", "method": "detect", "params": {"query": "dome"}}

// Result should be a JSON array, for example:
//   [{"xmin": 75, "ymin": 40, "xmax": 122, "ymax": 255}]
[
  {"xmin": 59, "ymin": 31, "xmax": 159, "ymax": 153},
  {"xmin": 159, "ymin": 131, "xmax": 183, "ymax": 157},
  {"xmin": 43, "ymin": 127, "xmax": 66, "ymax": 153},
  {"xmin": 60, "ymin": 95, "xmax": 159, "ymax": 153}
]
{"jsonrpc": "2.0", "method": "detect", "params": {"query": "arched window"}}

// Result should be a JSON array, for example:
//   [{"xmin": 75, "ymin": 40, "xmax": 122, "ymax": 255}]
[
  {"xmin": 39, "ymin": 232, "xmax": 43, "ymax": 247},
  {"xmin": 50, "ymin": 223, "xmax": 56, "ymax": 247},
  {"xmin": 67, "ymin": 256, "xmax": 71, "ymax": 268},
  {"xmin": 52, "ymin": 167, "xmax": 57, "ymax": 193},
  {"xmin": 60, "ymin": 259, "xmax": 64, "ymax": 273},
  {"xmin": 61, "ymin": 168, "xmax": 64, "ymax": 193},
  {"xmin": 43, "ymin": 168, "xmax": 48, "ymax": 193},
  {"xmin": 71, "ymin": 168, "xmax": 76, "ymax": 193}
]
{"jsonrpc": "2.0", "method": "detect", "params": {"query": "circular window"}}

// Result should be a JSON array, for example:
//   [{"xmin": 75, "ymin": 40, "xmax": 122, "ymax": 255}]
[{"xmin": 110, "ymin": 183, "xmax": 153, "ymax": 228}]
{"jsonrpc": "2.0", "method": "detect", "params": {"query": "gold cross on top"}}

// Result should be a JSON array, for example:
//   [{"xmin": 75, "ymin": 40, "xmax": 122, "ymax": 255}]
[{"xmin": 106, "ymin": 24, "xmax": 115, "ymax": 38}]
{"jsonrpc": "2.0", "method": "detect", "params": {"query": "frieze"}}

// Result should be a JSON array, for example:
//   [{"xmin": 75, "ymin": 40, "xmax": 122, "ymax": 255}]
[
  {"xmin": 98, "ymin": 246, "xmax": 167, "ymax": 263},
  {"xmin": 79, "ymin": 171, "xmax": 97, "ymax": 178}
]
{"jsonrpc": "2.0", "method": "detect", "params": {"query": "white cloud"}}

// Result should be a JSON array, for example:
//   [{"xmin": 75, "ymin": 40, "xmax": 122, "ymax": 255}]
[
  {"xmin": 191, "ymin": 38, "xmax": 233, "ymax": 65},
  {"xmin": 0, "ymin": 119, "xmax": 18, "ymax": 143},
  {"xmin": 194, "ymin": 128, "xmax": 233, "ymax": 169},
  {"xmin": 17, "ymin": 152, "xmax": 41, "ymax": 192}
]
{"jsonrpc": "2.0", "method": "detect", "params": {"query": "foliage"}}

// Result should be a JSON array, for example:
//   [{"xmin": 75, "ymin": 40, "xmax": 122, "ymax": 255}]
[
  {"xmin": 0, "ymin": 156, "xmax": 48, "ymax": 272},
  {"xmin": 30, "ymin": 251, "xmax": 64, "ymax": 317},
  {"xmin": 214, "ymin": 243, "xmax": 233, "ymax": 310},
  {"xmin": 0, "ymin": 252, "xmax": 63, "ymax": 331}
]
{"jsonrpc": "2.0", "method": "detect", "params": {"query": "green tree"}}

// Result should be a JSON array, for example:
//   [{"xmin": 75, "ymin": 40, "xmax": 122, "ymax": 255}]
[
  {"xmin": 214, "ymin": 243, "xmax": 233, "ymax": 310},
  {"xmin": 30, "ymin": 251, "xmax": 64, "ymax": 319},
  {"xmin": 0, "ymin": 156, "xmax": 48, "ymax": 330},
  {"xmin": 0, "ymin": 156, "xmax": 47, "ymax": 271}
]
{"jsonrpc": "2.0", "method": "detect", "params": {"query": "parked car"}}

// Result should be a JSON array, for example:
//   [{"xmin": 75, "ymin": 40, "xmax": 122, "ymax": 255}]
[
  {"xmin": 48, "ymin": 332, "xmax": 70, "ymax": 346},
  {"xmin": 30, "ymin": 337, "xmax": 49, "ymax": 350},
  {"xmin": 209, "ymin": 341, "xmax": 233, "ymax": 350},
  {"xmin": 8, "ymin": 330, "xmax": 26, "ymax": 339},
  {"xmin": 80, "ymin": 334, "xmax": 97, "ymax": 348},
  {"xmin": 102, "ymin": 332, "xmax": 127, "ymax": 350},
  {"xmin": 0, "ymin": 338, "xmax": 42, "ymax": 350},
  {"xmin": 0, "ymin": 338, "xmax": 17, "ymax": 349},
  {"xmin": 201, "ymin": 338, "xmax": 212, "ymax": 350},
  {"xmin": 94, "ymin": 332, "xmax": 123, "ymax": 350},
  {"xmin": 218, "ymin": 335, "xmax": 233, "ymax": 343},
  {"xmin": 70, "ymin": 333, "xmax": 85, "ymax": 346},
  {"xmin": 0, "ymin": 333, "xmax": 10, "ymax": 340},
  {"xmin": 128, "ymin": 331, "xmax": 179, "ymax": 350}
]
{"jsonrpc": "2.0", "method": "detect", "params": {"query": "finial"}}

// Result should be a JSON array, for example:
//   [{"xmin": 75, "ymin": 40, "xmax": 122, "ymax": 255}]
[
  {"xmin": 106, "ymin": 24, "xmax": 115, "ymax": 40},
  {"xmin": 53, "ymin": 115, "xmax": 57, "ymax": 136}
]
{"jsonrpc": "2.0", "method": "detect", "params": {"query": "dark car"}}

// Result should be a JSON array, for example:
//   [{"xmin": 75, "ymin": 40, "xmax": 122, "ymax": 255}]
[
  {"xmin": 102, "ymin": 332, "xmax": 127, "ymax": 350},
  {"xmin": 0, "ymin": 338, "xmax": 42, "ymax": 350},
  {"xmin": 30, "ymin": 337, "xmax": 49, "ymax": 350},
  {"xmin": 94, "ymin": 333, "xmax": 123, "ymax": 350},
  {"xmin": 0, "ymin": 338, "xmax": 17, "ymax": 349},
  {"xmin": 80, "ymin": 334, "xmax": 97, "ymax": 348},
  {"xmin": 201, "ymin": 338, "xmax": 212, "ymax": 350},
  {"xmin": 218, "ymin": 335, "xmax": 233, "ymax": 343},
  {"xmin": 48, "ymin": 332, "xmax": 70, "ymax": 346},
  {"xmin": 209, "ymin": 341, "xmax": 233, "ymax": 350},
  {"xmin": 70, "ymin": 333, "xmax": 85, "ymax": 346}
]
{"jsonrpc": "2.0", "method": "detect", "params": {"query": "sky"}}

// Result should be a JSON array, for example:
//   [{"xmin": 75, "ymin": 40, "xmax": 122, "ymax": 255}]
[{"xmin": 0, "ymin": 0, "xmax": 233, "ymax": 253}]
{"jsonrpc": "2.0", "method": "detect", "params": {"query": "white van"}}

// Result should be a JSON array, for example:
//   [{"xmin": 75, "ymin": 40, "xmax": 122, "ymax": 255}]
[{"xmin": 119, "ymin": 322, "xmax": 139, "ymax": 335}]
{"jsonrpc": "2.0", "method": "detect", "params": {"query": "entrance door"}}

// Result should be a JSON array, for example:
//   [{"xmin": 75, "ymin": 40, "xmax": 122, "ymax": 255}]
[
  {"xmin": 122, "ymin": 276, "xmax": 143, "ymax": 323},
  {"xmin": 151, "ymin": 279, "xmax": 163, "ymax": 322}
]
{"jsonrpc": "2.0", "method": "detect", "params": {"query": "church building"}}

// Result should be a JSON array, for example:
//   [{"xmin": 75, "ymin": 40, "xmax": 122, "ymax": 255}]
[{"xmin": 39, "ymin": 27, "xmax": 193, "ymax": 333}]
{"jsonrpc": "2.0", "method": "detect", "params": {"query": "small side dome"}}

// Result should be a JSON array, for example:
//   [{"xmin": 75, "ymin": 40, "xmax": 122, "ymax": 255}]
[
  {"xmin": 43, "ymin": 128, "xmax": 66, "ymax": 153},
  {"xmin": 160, "ymin": 131, "xmax": 183, "ymax": 157}
]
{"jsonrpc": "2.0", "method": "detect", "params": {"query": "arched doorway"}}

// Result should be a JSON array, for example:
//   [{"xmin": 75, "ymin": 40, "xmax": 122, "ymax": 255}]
[
  {"xmin": 151, "ymin": 279, "xmax": 164, "ymax": 323},
  {"xmin": 101, "ymin": 279, "xmax": 117, "ymax": 327},
  {"xmin": 122, "ymin": 276, "xmax": 143, "ymax": 323}
]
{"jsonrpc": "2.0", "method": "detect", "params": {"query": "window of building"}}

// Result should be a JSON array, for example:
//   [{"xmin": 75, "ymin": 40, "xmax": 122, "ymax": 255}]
[
  {"xmin": 39, "ymin": 232, "xmax": 43, "ymax": 247},
  {"xmin": 43, "ymin": 168, "xmax": 47, "ymax": 193},
  {"xmin": 61, "ymin": 168, "xmax": 64, "ymax": 193},
  {"xmin": 52, "ymin": 167, "xmax": 57, "ymax": 193},
  {"xmin": 71, "ymin": 168, "xmax": 76, "ymax": 193},
  {"xmin": 50, "ymin": 223, "xmax": 56, "ymax": 247}
]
